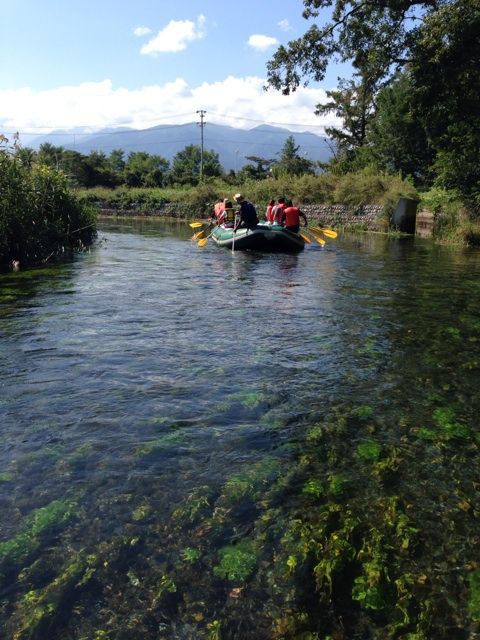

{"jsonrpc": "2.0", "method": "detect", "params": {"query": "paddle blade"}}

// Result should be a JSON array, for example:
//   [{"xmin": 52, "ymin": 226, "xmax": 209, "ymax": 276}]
[
  {"xmin": 189, "ymin": 221, "xmax": 206, "ymax": 228},
  {"xmin": 321, "ymin": 229, "xmax": 337, "ymax": 238},
  {"xmin": 191, "ymin": 231, "xmax": 205, "ymax": 241},
  {"xmin": 197, "ymin": 236, "xmax": 209, "ymax": 247},
  {"xmin": 299, "ymin": 232, "xmax": 312, "ymax": 244},
  {"xmin": 306, "ymin": 230, "xmax": 326, "ymax": 245},
  {"xmin": 310, "ymin": 226, "xmax": 337, "ymax": 238}
]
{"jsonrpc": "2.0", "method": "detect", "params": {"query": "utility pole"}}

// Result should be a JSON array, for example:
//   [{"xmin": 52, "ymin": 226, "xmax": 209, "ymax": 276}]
[{"xmin": 196, "ymin": 109, "xmax": 206, "ymax": 181}]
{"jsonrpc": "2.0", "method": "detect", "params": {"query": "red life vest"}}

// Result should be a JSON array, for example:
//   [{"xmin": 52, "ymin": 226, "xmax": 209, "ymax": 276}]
[
  {"xmin": 283, "ymin": 206, "xmax": 301, "ymax": 227},
  {"xmin": 214, "ymin": 202, "xmax": 225, "ymax": 220},
  {"xmin": 266, "ymin": 204, "xmax": 274, "ymax": 223}
]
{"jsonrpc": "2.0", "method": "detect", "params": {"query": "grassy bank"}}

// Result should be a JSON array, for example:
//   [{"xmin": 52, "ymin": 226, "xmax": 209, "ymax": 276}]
[
  {"xmin": 76, "ymin": 172, "xmax": 480, "ymax": 245},
  {"xmin": 76, "ymin": 172, "xmax": 417, "ymax": 217}
]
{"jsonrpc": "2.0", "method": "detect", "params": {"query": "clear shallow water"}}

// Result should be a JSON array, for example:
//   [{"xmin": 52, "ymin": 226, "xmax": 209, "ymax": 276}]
[{"xmin": 1, "ymin": 219, "xmax": 480, "ymax": 639}]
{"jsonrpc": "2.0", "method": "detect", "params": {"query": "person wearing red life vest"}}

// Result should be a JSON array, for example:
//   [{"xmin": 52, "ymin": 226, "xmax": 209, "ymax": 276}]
[
  {"xmin": 211, "ymin": 199, "xmax": 225, "ymax": 225},
  {"xmin": 272, "ymin": 197, "xmax": 286, "ymax": 224},
  {"xmin": 265, "ymin": 199, "xmax": 275, "ymax": 223},
  {"xmin": 282, "ymin": 199, "xmax": 308, "ymax": 233}
]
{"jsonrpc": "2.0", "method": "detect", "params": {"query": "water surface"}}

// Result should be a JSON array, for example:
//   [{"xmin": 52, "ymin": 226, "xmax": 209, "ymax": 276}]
[{"xmin": 1, "ymin": 219, "xmax": 480, "ymax": 639}]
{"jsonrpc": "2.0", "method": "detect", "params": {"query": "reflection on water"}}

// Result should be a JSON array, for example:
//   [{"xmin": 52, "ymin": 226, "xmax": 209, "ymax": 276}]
[{"xmin": 1, "ymin": 220, "xmax": 480, "ymax": 639}]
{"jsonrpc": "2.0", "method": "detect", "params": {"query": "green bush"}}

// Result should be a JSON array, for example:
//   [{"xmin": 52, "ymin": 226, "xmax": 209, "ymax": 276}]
[{"xmin": 0, "ymin": 153, "xmax": 96, "ymax": 266}]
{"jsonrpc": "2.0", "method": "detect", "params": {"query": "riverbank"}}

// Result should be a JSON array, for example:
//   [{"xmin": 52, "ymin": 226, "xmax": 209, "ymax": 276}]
[{"xmin": 98, "ymin": 203, "xmax": 385, "ymax": 232}]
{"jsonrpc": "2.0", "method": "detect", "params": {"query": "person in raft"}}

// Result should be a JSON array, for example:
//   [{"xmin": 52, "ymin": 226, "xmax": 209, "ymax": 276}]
[
  {"xmin": 265, "ymin": 199, "xmax": 275, "ymax": 224},
  {"xmin": 222, "ymin": 200, "xmax": 235, "ymax": 227},
  {"xmin": 282, "ymin": 199, "xmax": 308, "ymax": 233},
  {"xmin": 233, "ymin": 193, "xmax": 259, "ymax": 230},
  {"xmin": 272, "ymin": 197, "xmax": 287, "ymax": 224},
  {"xmin": 211, "ymin": 198, "xmax": 225, "ymax": 225}
]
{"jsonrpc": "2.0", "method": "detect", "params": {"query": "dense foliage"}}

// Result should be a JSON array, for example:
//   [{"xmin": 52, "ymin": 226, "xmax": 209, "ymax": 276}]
[
  {"xmin": 17, "ymin": 142, "xmax": 225, "ymax": 190},
  {"xmin": 78, "ymin": 171, "xmax": 417, "ymax": 217},
  {"xmin": 266, "ymin": 0, "xmax": 480, "ymax": 212},
  {"xmin": 0, "ymin": 135, "xmax": 97, "ymax": 267}
]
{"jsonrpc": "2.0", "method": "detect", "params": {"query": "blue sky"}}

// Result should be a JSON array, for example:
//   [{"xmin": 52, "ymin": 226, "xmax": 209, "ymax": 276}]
[{"xmin": 0, "ymin": 1, "xmax": 348, "ymax": 136}]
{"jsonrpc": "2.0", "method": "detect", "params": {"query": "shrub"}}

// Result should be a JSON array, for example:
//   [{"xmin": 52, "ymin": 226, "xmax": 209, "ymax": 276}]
[{"xmin": 0, "ymin": 151, "xmax": 96, "ymax": 266}]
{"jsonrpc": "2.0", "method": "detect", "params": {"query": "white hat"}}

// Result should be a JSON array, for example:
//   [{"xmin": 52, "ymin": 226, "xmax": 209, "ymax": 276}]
[{"xmin": 233, "ymin": 193, "xmax": 244, "ymax": 202}]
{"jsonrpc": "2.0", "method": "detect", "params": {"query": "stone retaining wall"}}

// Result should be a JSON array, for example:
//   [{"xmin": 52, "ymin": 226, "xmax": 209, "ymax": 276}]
[
  {"xmin": 300, "ymin": 204, "xmax": 384, "ymax": 231},
  {"xmin": 100, "ymin": 202, "xmax": 385, "ymax": 230}
]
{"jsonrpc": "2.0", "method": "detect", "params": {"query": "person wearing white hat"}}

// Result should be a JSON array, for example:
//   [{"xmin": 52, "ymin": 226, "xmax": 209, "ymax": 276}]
[{"xmin": 233, "ymin": 193, "xmax": 259, "ymax": 231}]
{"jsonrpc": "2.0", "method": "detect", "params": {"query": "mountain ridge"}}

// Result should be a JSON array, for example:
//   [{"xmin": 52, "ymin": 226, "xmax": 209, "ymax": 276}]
[{"xmin": 23, "ymin": 122, "xmax": 331, "ymax": 171}]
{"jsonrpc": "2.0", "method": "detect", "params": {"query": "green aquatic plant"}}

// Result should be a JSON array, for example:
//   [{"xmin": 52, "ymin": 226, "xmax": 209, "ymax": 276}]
[
  {"xmin": 11, "ymin": 553, "xmax": 97, "ymax": 640},
  {"xmin": 357, "ymin": 338, "xmax": 377, "ymax": 355},
  {"xmin": 0, "ymin": 499, "xmax": 76, "ymax": 579},
  {"xmin": 223, "ymin": 476, "xmax": 254, "ymax": 501},
  {"xmin": 302, "ymin": 479, "xmax": 323, "ymax": 498},
  {"xmin": 351, "ymin": 404, "xmax": 374, "ymax": 420},
  {"xmin": 207, "ymin": 620, "xmax": 221, "ymax": 640},
  {"xmin": 468, "ymin": 569, "xmax": 480, "ymax": 621},
  {"xmin": 230, "ymin": 390, "xmax": 267, "ymax": 408},
  {"xmin": 357, "ymin": 440, "xmax": 382, "ymax": 461},
  {"xmin": 213, "ymin": 541, "xmax": 257, "ymax": 583},
  {"xmin": 305, "ymin": 423, "xmax": 324, "ymax": 443},
  {"xmin": 156, "ymin": 574, "xmax": 177, "ymax": 600},
  {"xmin": 433, "ymin": 406, "xmax": 471, "ymax": 440},
  {"xmin": 171, "ymin": 486, "xmax": 212, "ymax": 525},
  {"xmin": 182, "ymin": 547, "xmax": 201, "ymax": 564},
  {"xmin": 327, "ymin": 473, "xmax": 349, "ymax": 497},
  {"xmin": 413, "ymin": 426, "xmax": 437, "ymax": 441},
  {"xmin": 352, "ymin": 528, "xmax": 391, "ymax": 611},
  {"xmin": 220, "ymin": 458, "xmax": 283, "ymax": 505},
  {"xmin": 134, "ymin": 431, "xmax": 189, "ymax": 457},
  {"xmin": 313, "ymin": 516, "xmax": 358, "ymax": 594},
  {"xmin": 352, "ymin": 574, "xmax": 389, "ymax": 610},
  {"xmin": 131, "ymin": 504, "xmax": 152, "ymax": 522},
  {"xmin": 444, "ymin": 326, "xmax": 461, "ymax": 339}
]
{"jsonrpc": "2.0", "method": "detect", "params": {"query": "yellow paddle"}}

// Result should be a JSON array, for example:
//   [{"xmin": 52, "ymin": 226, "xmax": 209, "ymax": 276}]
[
  {"xmin": 299, "ymin": 232, "xmax": 312, "ymax": 244},
  {"xmin": 189, "ymin": 221, "xmax": 209, "ymax": 229},
  {"xmin": 197, "ymin": 229, "xmax": 216, "ymax": 247},
  {"xmin": 191, "ymin": 230, "xmax": 205, "ymax": 241},
  {"xmin": 310, "ymin": 226, "xmax": 338, "ymax": 238},
  {"xmin": 304, "ymin": 229, "xmax": 326, "ymax": 245}
]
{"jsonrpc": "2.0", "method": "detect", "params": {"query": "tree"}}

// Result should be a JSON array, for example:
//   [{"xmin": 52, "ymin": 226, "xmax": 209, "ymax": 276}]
[
  {"xmin": 108, "ymin": 149, "xmax": 125, "ymax": 175},
  {"xmin": 316, "ymin": 74, "xmax": 378, "ymax": 163},
  {"xmin": 409, "ymin": 0, "xmax": 480, "ymax": 204},
  {"xmin": 60, "ymin": 150, "xmax": 90, "ymax": 187},
  {"xmin": 14, "ymin": 146, "xmax": 37, "ymax": 169},
  {"xmin": 273, "ymin": 136, "xmax": 314, "ymax": 176},
  {"xmin": 124, "ymin": 152, "xmax": 169, "ymax": 187},
  {"xmin": 169, "ymin": 145, "xmax": 223, "ymax": 185},
  {"xmin": 265, "ymin": 0, "xmax": 443, "ymax": 96},
  {"xmin": 237, "ymin": 155, "xmax": 276, "ymax": 181},
  {"xmin": 360, "ymin": 72, "xmax": 434, "ymax": 184},
  {"xmin": 84, "ymin": 150, "xmax": 119, "ymax": 187},
  {"xmin": 37, "ymin": 143, "xmax": 64, "ymax": 169}
]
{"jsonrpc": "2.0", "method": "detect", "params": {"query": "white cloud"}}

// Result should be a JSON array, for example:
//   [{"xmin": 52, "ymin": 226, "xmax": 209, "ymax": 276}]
[
  {"xmin": 141, "ymin": 15, "xmax": 206, "ymax": 55},
  {"xmin": 277, "ymin": 19, "xmax": 292, "ymax": 32},
  {"xmin": 247, "ymin": 34, "xmax": 279, "ymax": 51},
  {"xmin": 0, "ymin": 77, "xmax": 341, "ymax": 137},
  {"xmin": 133, "ymin": 26, "xmax": 152, "ymax": 37}
]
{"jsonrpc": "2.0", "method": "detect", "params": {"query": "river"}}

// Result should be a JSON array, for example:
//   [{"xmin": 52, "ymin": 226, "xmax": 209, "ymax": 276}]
[{"xmin": 1, "ymin": 218, "xmax": 480, "ymax": 639}]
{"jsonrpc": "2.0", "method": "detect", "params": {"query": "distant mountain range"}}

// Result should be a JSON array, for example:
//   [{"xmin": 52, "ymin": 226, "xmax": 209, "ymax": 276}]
[{"xmin": 21, "ymin": 123, "xmax": 332, "ymax": 171}]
